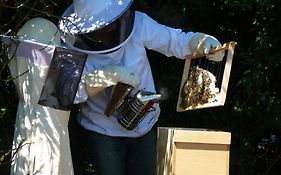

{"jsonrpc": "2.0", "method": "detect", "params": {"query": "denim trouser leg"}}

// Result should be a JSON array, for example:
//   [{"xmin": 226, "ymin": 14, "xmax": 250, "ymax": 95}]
[{"xmin": 86, "ymin": 126, "xmax": 157, "ymax": 175}]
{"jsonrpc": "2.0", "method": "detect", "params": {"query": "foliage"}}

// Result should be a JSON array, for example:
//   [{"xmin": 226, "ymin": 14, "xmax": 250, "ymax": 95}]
[{"xmin": 1, "ymin": 0, "xmax": 281, "ymax": 174}]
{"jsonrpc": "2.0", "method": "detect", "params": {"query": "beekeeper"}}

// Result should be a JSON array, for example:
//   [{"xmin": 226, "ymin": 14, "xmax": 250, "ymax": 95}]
[
  {"xmin": 5, "ymin": 18, "xmax": 74, "ymax": 175},
  {"xmin": 59, "ymin": 0, "xmax": 224, "ymax": 174}
]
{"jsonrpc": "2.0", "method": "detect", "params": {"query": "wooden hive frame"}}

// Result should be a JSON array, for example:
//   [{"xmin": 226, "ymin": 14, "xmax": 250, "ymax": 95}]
[{"xmin": 177, "ymin": 41, "xmax": 237, "ymax": 112}]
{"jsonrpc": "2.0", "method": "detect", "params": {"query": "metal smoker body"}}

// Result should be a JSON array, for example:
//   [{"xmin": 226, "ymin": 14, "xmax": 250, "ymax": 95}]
[{"xmin": 105, "ymin": 83, "xmax": 161, "ymax": 130}]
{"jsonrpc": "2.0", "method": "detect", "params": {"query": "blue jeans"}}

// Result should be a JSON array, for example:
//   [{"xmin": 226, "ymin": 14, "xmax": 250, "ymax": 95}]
[{"xmin": 86, "ymin": 126, "xmax": 157, "ymax": 175}]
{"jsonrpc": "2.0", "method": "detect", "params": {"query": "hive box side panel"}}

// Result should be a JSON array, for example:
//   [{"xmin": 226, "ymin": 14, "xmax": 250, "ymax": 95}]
[
  {"xmin": 157, "ymin": 127, "xmax": 231, "ymax": 175},
  {"xmin": 174, "ymin": 142, "xmax": 230, "ymax": 175},
  {"xmin": 156, "ymin": 128, "xmax": 174, "ymax": 175}
]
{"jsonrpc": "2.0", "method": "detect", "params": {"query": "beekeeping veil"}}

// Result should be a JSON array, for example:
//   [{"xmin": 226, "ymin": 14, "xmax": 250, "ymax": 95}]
[{"xmin": 58, "ymin": 0, "xmax": 135, "ymax": 54}]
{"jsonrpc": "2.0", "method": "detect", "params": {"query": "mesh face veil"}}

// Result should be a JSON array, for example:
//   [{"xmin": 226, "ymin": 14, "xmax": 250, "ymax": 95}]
[
  {"xmin": 73, "ymin": 7, "xmax": 134, "ymax": 52},
  {"xmin": 59, "ymin": 0, "xmax": 135, "ymax": 54}
]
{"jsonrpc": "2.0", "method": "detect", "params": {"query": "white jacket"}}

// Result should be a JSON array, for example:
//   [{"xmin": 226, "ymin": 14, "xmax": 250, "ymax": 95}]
[{"xmin": 74, "ymin": 11, "xmax": 196, "ymax": 137}]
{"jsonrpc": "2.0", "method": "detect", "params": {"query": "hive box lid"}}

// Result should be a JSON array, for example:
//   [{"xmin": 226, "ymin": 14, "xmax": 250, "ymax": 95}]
[{"xmin": 158, "ymin": 127, "xmax": 231, "ymax": 145}]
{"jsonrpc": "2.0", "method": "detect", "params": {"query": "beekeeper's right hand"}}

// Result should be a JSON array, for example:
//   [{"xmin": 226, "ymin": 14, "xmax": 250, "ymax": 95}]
[
  {"xmin": 82, "ymin": 65, "xmax": 140, "ymax": 96},
  {"xmin": 189, "ymin": 32, "xmax": 224, "ymax": 62}
]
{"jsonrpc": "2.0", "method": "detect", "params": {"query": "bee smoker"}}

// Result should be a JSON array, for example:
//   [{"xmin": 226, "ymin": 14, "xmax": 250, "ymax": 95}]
[{"xmin": 104, "ymin": 82, "xmax": 161, "ymax": 130}]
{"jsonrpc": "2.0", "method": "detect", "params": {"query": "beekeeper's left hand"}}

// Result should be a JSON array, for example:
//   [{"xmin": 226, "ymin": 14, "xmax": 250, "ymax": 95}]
[
  {"xmin": 82, "ymin": 65, "xmax": 140, "ymax": 96},
  {"xmin": 189, "ymin": 32, "xmax": 224, "ymax": 62}
]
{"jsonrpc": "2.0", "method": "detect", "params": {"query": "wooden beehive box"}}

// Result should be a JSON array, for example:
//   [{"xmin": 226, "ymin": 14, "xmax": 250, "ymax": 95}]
[
  {"xmin": 157, "ymin": 127, "xmax": 231, "ymax": 175},
  {"xmin": 177, "ymin": 41, "xmax": 237, "ymax": 111}
]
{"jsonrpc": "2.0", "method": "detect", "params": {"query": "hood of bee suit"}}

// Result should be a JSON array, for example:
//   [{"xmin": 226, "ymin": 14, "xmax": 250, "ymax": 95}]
[{"xmin": 58, "ymin": 0, "xmax": 135, "ymax": 54}]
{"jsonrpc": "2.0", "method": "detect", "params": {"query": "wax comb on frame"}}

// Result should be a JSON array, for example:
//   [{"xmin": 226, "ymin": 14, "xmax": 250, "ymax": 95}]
[{"xmin": 177, "ymin": 41, "xmax": 237, "ymax": 111}]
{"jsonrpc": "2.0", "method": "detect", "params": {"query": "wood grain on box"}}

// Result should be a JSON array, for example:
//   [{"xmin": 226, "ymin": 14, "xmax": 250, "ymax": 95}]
[{"xmin": 157, "ymin": 127, "xmax": 231, "ymax": 175}]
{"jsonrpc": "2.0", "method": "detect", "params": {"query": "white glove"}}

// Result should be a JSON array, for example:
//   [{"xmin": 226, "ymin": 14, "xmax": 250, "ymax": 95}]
[
  {"xmin": 104, "ymin": 65, "xmax": 141, "ymax": 87},
  {"xmin": 82, "ymin": 65, "xmax": 140, "ymax": 96},
  {"xmin": 189, "ymin": 32, "xmax": 224, "ymax": 62}
]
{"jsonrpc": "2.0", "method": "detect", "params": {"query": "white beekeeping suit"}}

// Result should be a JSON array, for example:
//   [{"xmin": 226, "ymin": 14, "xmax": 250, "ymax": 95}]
[{"xmin": 4, "ymin": 17, "xmax": 74, "ymax": 175}]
